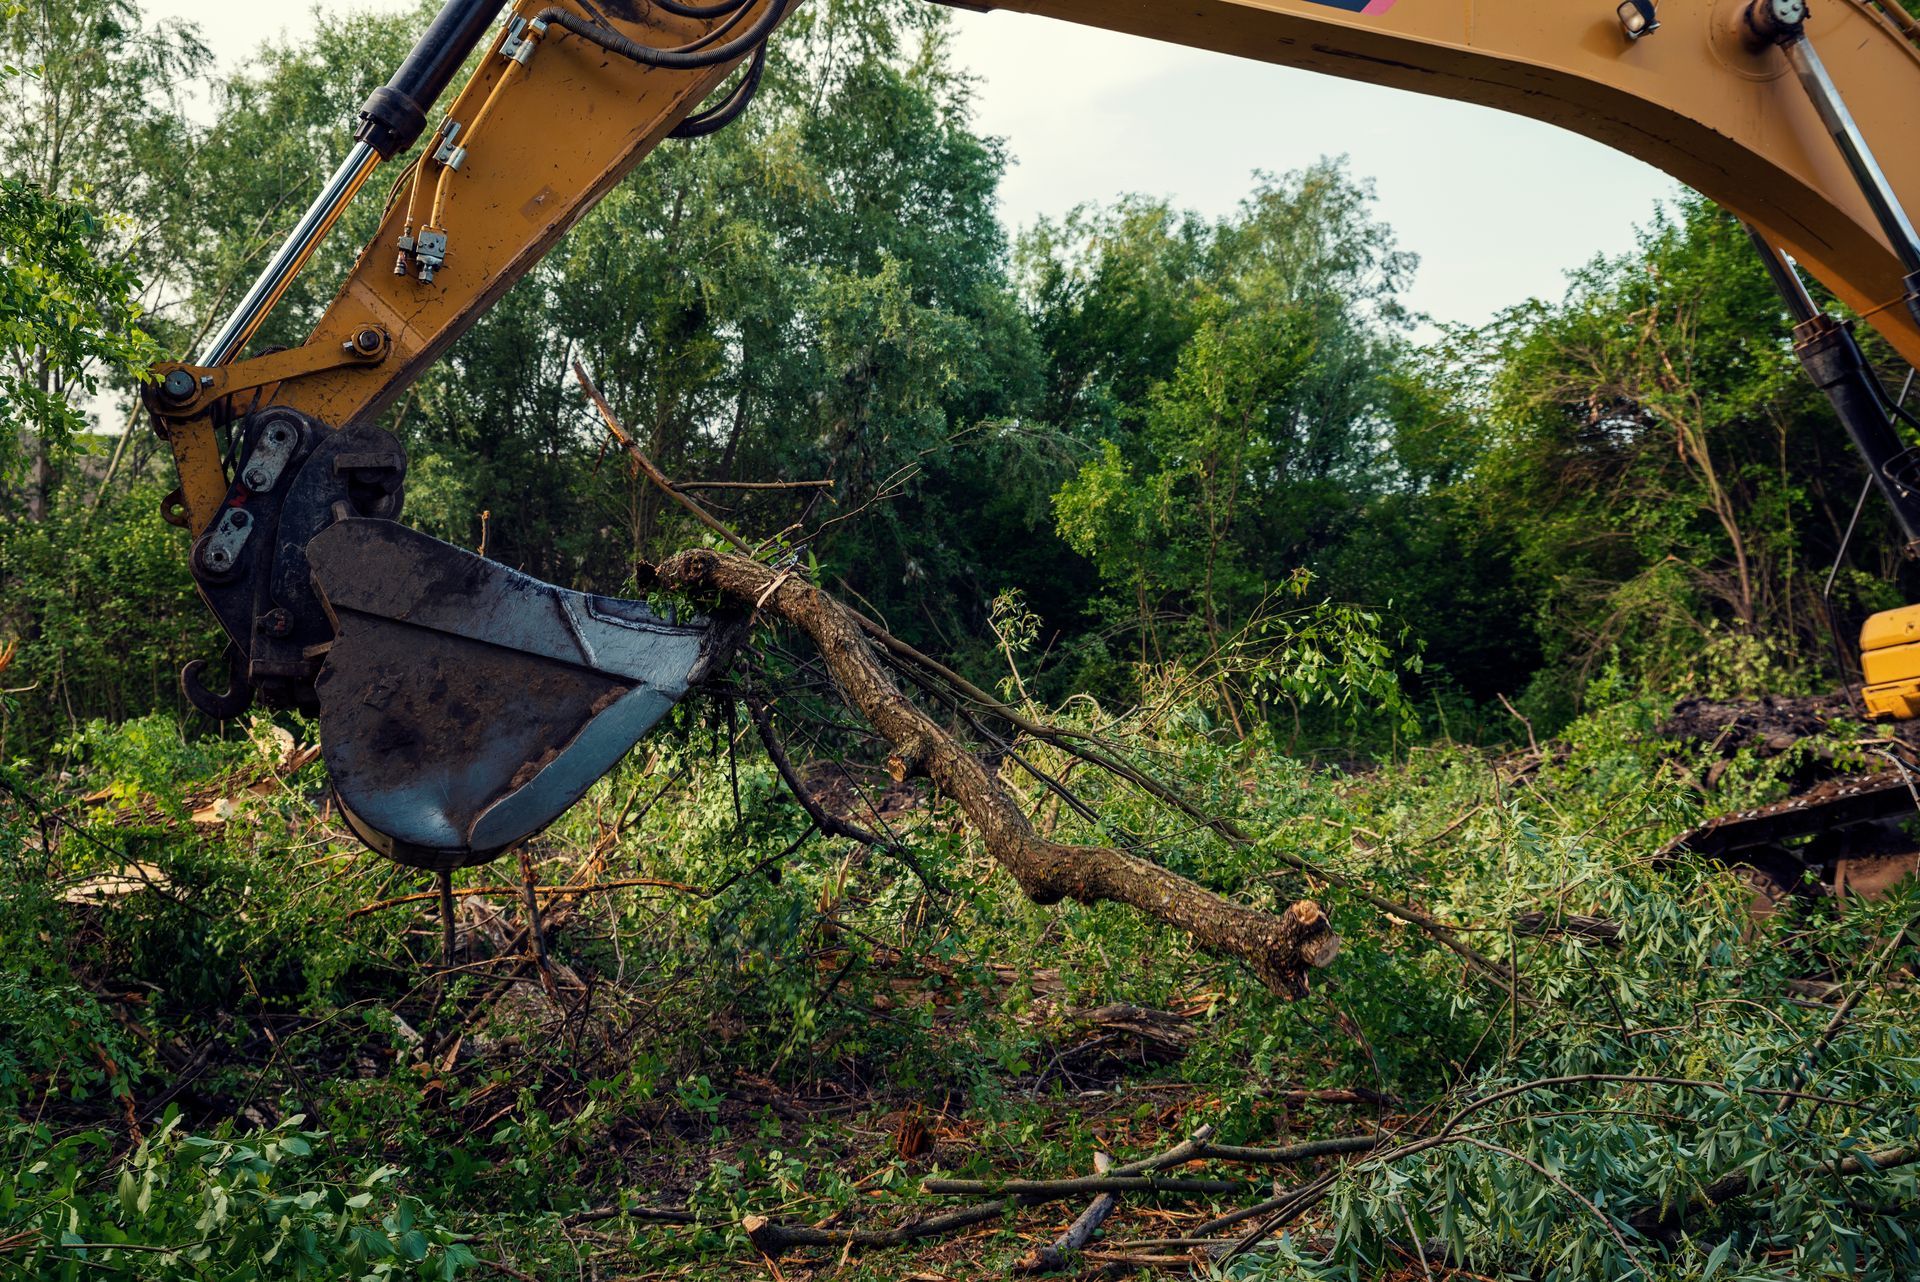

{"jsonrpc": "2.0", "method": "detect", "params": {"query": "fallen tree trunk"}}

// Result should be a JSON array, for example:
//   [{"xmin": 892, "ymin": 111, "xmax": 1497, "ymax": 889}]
[{"xmin": 652, "ymin": 548, "xmax": 1342, "ymax": 998}]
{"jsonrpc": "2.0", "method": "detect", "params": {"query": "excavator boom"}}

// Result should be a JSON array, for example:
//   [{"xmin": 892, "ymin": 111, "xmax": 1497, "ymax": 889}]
[{"xmin": 144, "ymin": 0, "xmax": 1920, "ymax": 868}]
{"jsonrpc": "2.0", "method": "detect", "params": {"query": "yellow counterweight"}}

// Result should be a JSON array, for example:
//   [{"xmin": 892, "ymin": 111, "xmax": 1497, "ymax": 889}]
[{"xmin": 1860, "ymin": 604, "xmax": 1920, "ymax": 719}]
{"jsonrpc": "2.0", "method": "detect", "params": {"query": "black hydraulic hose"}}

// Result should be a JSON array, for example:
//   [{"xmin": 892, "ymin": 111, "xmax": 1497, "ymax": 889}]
[
  {"xmin": 534, "ymin": 0, "xmax": 790, "ymax": 70},
  {"xmin": 357, "ymin": 0, "xmax": 506, "ymax": 157},
  {"xmin": 678, "ymin": 0, "xmax": 762, "ymax": 54},
  {"xmin": 1868, "ymin": 370, "xmax": 1920, "ymax": 434},
  {"xmin": 652, "ymin": 0, "xmax": 756, "ymax": 19},
  {"xmin": 669, "ymin": 42, "xmax": 766, "ymax": 138}
]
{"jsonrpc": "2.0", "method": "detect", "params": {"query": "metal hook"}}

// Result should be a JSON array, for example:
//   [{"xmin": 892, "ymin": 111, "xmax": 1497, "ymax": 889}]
[{"xmin": 180, "ymin": 643, "xmax": 255, "ymax": 721}]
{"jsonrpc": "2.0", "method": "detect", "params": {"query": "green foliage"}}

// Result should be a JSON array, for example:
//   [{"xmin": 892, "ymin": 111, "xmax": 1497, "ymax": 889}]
[
  {"xmin": 1465, "ymin": 196, "xmax": 1874, "ymax": 716},
  {"xmin": 1034, "ymin": 162, "xmax": 1530, "ymax": 733},
  {"xmin": 2, "ymin": 1116, "xmax": 478, "ymax": 1279},
  {"xmin": 0, "ymin": 1, "xmax": 209, "ymax": 752},
  {"xmin": 0, "ymin": 483, "xmax": 207, "ymax": 752},
  {"xmin": 0, "ymin": 970, "xmax": 134, "ymax": 1114},
  {"xmin": 0, "ymin": 180, "xmax": 156, "ymax": 463},
  {"xmin": 0, "ymin": 0, "xmax": 206, "ymax": 487}
]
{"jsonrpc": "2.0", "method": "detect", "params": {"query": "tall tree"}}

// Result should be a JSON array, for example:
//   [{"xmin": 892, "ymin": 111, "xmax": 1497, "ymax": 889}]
[
  {"xmin": 1465, "ymin": 194, "xmax": 1894, "ymax": 702},
  {"xmin": 0, "ymin": 0, "xmax": 204, "ymax": 517},
  {"xmin": 1044, "ymin": 162, "xmax": 1419, "ymax": 711}
]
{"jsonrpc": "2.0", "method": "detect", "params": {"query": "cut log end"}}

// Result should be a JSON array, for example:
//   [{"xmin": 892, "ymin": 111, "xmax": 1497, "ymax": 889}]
[
  {"xmin": 741, "ymin": 1214, "xmax": 782, "ymax": 1258},
  {"xmin": 1255, "ymin": 899, "xmax": 1341, "ymax": 998},
  {"xmin": 1291, "ymin": 901, "xmax": 1343, "ymax": 968}
]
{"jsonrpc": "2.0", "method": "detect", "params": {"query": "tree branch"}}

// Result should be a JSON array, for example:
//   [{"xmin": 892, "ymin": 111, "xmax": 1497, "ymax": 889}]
[
  {"xmin": 921, "ymin": 1175, "xmax": 1245, "ymax": 1199},
  {"xmin": 653, "ymin": 548, "xmax": 1342, "ymax": 998},
  {"xmin": 1014, "ymin": 1152, "xmax": 1117, "ymax": 1274}
]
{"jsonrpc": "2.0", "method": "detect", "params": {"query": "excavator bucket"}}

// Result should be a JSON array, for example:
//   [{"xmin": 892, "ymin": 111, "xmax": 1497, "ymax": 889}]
[{"xmin": 307, "ymin": 519, "xmax": 729, "ymax": 870}]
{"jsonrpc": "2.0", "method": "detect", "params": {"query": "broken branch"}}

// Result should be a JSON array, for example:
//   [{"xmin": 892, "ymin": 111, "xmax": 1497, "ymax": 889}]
[
  {"xmin": 653, "ymin": 548, "xmax": 1342, "ymax": 997},
  {"xmin": 1513, "ymin": 911, "xmax": 1623, "ymax": 946},
  {"xmin": 744, "ymin": 695, "xmax": 906, "ymax": 857},
  {"xmin": 741, "ymin": 1203, "xmax": 1012, "ymax": 1258},
  {"xmin": 574, "ymin": 362, "xmax": 753, "ymax": 555},
  {"xmin": 920, "ymin": 1175, "xmax": 1245, "ymax": 1200},
  {"xmin": 1013, "ymin": 1151, "xmax": 1117, "ymax": 1275},
  {"xmin": 1630, "ymin": 1141, "xmax": 1920, "ymax": 1234}
]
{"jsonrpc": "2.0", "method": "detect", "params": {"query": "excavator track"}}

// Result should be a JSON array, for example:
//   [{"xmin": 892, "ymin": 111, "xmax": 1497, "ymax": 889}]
[
  {"xmin": 1655, "ymin": 693, "xmax": 1920, "ymax": 877},
  {"xmin": 1664, "ymin": 769, "xmax": 1919, "ymax": 859}
]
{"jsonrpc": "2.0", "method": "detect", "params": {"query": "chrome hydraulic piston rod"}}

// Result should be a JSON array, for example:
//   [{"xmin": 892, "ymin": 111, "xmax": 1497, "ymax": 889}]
[
  {"xmin": 196, "ymin": 142, "xmax": 382, "ymax": 367},
  {"xmin": 1758, "ymin": 0, "xmax": 1920, "ymax": 324},
  {"xmin": 195, "ymin": 0, "xmax": 503, "ymax": 366}
]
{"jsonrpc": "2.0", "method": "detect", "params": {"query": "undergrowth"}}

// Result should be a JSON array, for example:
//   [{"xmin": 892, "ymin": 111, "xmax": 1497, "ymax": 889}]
[{"xmin": 1, "ymin": 687, "xmax": 1916, "ymax": 1280}]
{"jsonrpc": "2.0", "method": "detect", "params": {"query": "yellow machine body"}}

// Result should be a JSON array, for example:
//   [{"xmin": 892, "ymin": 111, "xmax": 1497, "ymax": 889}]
[{"xmin": 1861, "ymin": 605, "xmax": 1920, "ymax": 719}]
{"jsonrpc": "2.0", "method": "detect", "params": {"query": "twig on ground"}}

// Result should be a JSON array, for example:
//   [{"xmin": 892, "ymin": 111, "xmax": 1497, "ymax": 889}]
[
  {"xmin": 929, "ymin": 1129, "xmax": 1379, "ymax": 1206},
  {"xmin": 741, "ymin": 1203, "xmax": 1014, "ymax": 1258},
  {"xmin": 921, "ymin": 1176, "xmax": 1245, "ymax": 1200},
  {"xmin": 1013, "ymin": 1151, "xmax": 1117, "ymax": 1274}
]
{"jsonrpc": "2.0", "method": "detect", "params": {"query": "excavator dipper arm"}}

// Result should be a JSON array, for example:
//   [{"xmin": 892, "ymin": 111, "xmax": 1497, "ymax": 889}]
[{"xmin": 142, "ymin": 0, "xmax": 1920, "ymax": 868}]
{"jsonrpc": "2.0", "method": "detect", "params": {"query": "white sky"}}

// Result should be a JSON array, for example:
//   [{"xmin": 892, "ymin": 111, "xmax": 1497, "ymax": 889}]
[{"xmin": 135, "ymin": 0, "xmax": 1681, "ymax": 332}]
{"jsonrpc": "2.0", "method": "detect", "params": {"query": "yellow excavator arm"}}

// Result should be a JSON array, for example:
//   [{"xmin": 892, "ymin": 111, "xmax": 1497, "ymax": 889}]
[{"xmin": 142, "ymin": 0, "xmax": 1920, "ymax": 866}]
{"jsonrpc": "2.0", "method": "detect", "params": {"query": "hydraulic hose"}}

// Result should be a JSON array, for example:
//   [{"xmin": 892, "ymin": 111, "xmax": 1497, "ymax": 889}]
[
  {"xmin": 429, "ymin": 24, "xmax": 542, "ymax": 231},
  {"xmin": 677, "ymin": 0, "xmax": 764, "ymax": 54},
  {"xmin": 653, "ymin": 0, "xmax": 756, "ymax": 19},
  {"xmin": 669, "ymin": 42, "xmax": 767, "ymax": 138},
  {"xmin": 534, "ymin": 0, "xmax": 790, "ymax": 71}
]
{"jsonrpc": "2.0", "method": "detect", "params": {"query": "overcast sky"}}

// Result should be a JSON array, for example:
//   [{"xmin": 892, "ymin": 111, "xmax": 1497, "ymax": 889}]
[{"xmin": 135, "ymin": 0, "xmax": 1682, "ymax": 331}]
